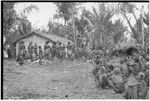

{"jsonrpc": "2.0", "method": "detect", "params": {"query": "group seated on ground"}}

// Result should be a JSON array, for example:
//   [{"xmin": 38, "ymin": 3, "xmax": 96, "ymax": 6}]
[{"xmin": 92, "ymin": 48, "xmax": 149, "ymax": 99}]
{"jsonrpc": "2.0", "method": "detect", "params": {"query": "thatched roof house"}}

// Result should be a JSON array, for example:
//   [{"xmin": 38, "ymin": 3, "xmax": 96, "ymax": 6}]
[{"xmin": 13, "ymin": 31, "xmax": 73, "ymax": 56}]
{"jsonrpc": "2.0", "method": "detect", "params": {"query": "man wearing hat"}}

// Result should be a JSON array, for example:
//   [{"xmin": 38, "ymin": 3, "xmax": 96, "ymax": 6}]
[
  {"xmin": 98, "ymin": 65, "xmax": 110, "ymax": 89},
  {"xmin": 120, "ymin": 58, "xmax": 130, "ymax": 80},
  {"xmin": 123, "ymin": 72, "xmax": 148, "ymax": 99}
]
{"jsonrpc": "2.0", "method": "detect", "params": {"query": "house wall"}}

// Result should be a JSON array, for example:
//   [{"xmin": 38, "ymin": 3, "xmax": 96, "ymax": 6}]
[{"xmin": 16, "ymin": 35, "xmax": 52, "ymax": 56}]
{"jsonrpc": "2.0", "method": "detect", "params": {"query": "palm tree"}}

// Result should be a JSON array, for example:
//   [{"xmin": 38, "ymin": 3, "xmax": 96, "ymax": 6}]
[
  {"xmin": 143, "ymin": 12, "xmax": 149, "ymax": 26},
  {"xmin": 54, "ymin": 3, "xmax": 78, "ymax": 25},
  {"xmin": 83, "ymin": 3, "xmax": 115, "ymax": 50},
  {"xmin": 112, "ymin": 3, "xmax": 148, "ymax": 48}
]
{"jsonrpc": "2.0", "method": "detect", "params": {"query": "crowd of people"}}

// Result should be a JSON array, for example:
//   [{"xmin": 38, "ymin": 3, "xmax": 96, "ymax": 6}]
[
  {"xmin": 92, "ymin": 49, "xmax": 149, "ymax": 99},
  {"xmin": 16, "ymin": 40, "xmax": 149, "ymax": 99},
  {"xmin": 16, "ymin": 40, "xmax": 74, "ymax": 65}
]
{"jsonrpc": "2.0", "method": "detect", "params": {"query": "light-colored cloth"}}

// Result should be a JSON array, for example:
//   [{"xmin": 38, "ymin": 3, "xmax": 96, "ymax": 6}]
[
  {"xmin": 49, "ymin": 43, "xmax": 53, "ymax": 48},
  {"xmin": 4, "ymin": 50, "xmax": 8, "ymax": 58},
  {"xmin": 111, "ymin": 74, "xmax": 123, "ymax": 84},
  {"xmin": 126, "ymin": 73, "xmax": 138, "ymax": 86},
  {"xmin": 65, "ymin": 47, "xmax": 68, "ymax": 58}
]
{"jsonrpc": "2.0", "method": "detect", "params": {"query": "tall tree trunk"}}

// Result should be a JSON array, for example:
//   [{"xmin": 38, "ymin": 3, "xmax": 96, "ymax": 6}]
[
  {"xmin": 22, "ymin": 22, "xmax": 27, "ymax": 35},
  {"xmin": 94, "ymin": 31, "xmax": 101, "ymax": 50},
  {"xmin": 90, "ymin": 33, "xmax": 95, "ymax": 50},
  {"xmin": 132, "ymin": 11, "xmax": 138, "ymax": 22},
  {"xmin": 95, "ymin": 39, "xmax": 100, "ymax": 50},
  {"xmin": 123, "ymin": 13, "xmax": 139, "ymax": 44},
  {"xmin": 132, "ymin": 11, "xmax": 141, "ymax": 34},
  {"xmin": 72, "ymin": 8, "xmax": 77, "ymax": 51}
]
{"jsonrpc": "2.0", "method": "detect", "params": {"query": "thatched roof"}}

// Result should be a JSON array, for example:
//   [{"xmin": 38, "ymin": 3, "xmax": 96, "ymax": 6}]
[
  {"xmin": 116, "ymin": 38, "xmax": 139, "ymax": 50},
  {"xmin": 13, "ymin": 31, "xmax": 73, "ymax": 45}
]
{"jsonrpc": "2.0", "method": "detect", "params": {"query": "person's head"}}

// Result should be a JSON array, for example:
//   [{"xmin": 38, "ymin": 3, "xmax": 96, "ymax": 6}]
[
  {"xmin": 21, "ymin": 41, "xmax": 24, "ymax": 44},
  {"xmin": 146, "ymin": 48, "xmax": 149, "ymax": 54},
  {"xmin": 137, "ymin": 72, "xmax": 145, "ymax": 81},
  {"xmin": 53, "ymin": 42, "xmax": 56, "ymax": 45},
  {"xmin": 109, "ymin": 65, "xmax": 114, "ymax": 71},
  {"xmin": 133, "ymin": 51, "xmax": 138, "ymax": 56},
  {"xmin": 68, "ymin": 42, "xmax": 71, "ymax": 45},
  {"xmin": 96, "ymin": 55, "xmax": 100, "ymax": 59},
  {"xmin": 142, "ymin": 63, "xmax": 148, "ymax": 72},
  {"xmin": 123, "ymin": 57, "xmax": 127, "ymax": 62},
  {"xmin": 30, "ymin": 42, "xmax": 32, "ymax": 45},
  {"xmin": 107, "ymin": 65, "xmax": 114, "ymax": 72},
  {"xmin": 101, "ymin": 66, "xmax": 106, "ymax": 73},
  {"xmin": 139, "ymin": 55, "xmax": 143, "ymax": 60},
  {"xmin": 134, "ymin": 57, "xmax": 139, "ymax": 63},
  {"xmin": 46, "ymin": 41, "xmax": 49, "ymax": 44},
  {"xmin": 127, "ymin": 59, "xmax": 134, "ymax": 67},
  {"xmin": 39, "ymin": 46, "xmax": 42, "ymax": 49},
  {"xmin": 120, "ymin": 58, "xmax": 124, "ymax": 64},
  {"xmin": 113, "ymin": 67, "xmax": 121, "ymax": 74}
]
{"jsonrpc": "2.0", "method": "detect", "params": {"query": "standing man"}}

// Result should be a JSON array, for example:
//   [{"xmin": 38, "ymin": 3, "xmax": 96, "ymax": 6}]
[
  {"xmin": 28, "ymin": 42, "xmax": 34, "ymax": 61},
  {"xmin": 34, "ymin": 43, "xmax": 38, "ymax": 57},
  {"xmin": 51, "ymin": 42, "xmax": 56, "ymax": 60},
  {"xmin": 65, "ymin": 45, "xmax": 68, "ymax": 59},
  {"xmin": 55, "ymin": 41, "xmax": 60, "ymax": 59},
  {"xmin": 19, "ymin": 41, "xmax": 26, "ymax": 57},
  {"xmin": 44, "ymin": 41, "xmax": 50, "ymax": 59},
  {"xmin": 17, "ymin": 41, "xmax": 26, "ymax": 65},
  {"xmin": 38, "ymin": 46, "xmax": 43, "ymax": 65},
  {"xmin": 66, "ymin": 42, "xmax": 73, "ymax": 60}
]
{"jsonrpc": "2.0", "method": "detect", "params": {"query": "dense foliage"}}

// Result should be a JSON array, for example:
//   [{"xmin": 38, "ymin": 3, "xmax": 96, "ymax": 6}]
[{"xmin": 3, "ymin": 2, "xmax": 149, "ymax": 52}]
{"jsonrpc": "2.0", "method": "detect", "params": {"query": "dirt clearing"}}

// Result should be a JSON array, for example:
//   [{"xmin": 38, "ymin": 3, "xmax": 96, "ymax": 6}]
[{"xmin": 3, "ymin": 59, "xmax": 123, "ymax": 99}]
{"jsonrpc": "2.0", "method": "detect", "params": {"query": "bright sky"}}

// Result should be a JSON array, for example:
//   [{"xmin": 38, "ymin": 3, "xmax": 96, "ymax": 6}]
[{"xmin": 14, "ymin": 2, "xmax": 149, "ymax": 32}]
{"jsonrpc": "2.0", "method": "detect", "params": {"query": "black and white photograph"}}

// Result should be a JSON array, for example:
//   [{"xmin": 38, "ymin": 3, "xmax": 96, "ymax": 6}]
[{"xmin": 2, "ymin": 0, "xmax": 149, "ymax": 99}]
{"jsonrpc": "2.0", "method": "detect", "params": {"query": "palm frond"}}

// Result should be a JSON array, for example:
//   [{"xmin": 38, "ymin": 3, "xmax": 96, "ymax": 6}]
[
  {"xmin": 92, "ymin": 7, "xmax": 99, "ymax": 20},
  {"xmin": 83, "ymin": 16, "xmax": 94, "ymax": 30}
]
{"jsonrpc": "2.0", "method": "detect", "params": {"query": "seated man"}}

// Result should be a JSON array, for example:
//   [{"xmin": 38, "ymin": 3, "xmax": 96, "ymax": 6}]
[
  {"xmin": 120, "ymin": 59, "xmax": 130, "ymax": 81},
  {"xmin": 98, "ymin": 65, "xmax": 110, "ymax": 89},
  {"xmin": 109, "ymin": 67, "xmax": 125, "ymax": 93},
  {"xmin": 137, "ymin": 72, "xmax": 148, "ymax": 99},
  {"xmin": 93, "ymin": 55, "xmax": 101, "ymax": 64},
  {"xmin": 144, "ymin": 63, "xmax": 149, "ymax": 86},
  {"xmin": 124, "ymin": 72, "xmax": 148, "ymax": 99}
]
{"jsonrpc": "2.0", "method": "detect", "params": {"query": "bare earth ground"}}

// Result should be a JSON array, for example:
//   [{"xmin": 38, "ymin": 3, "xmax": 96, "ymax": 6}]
[{"xmin": 3, "ymin": 59, "xmax": 123, "ymax": 99}]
